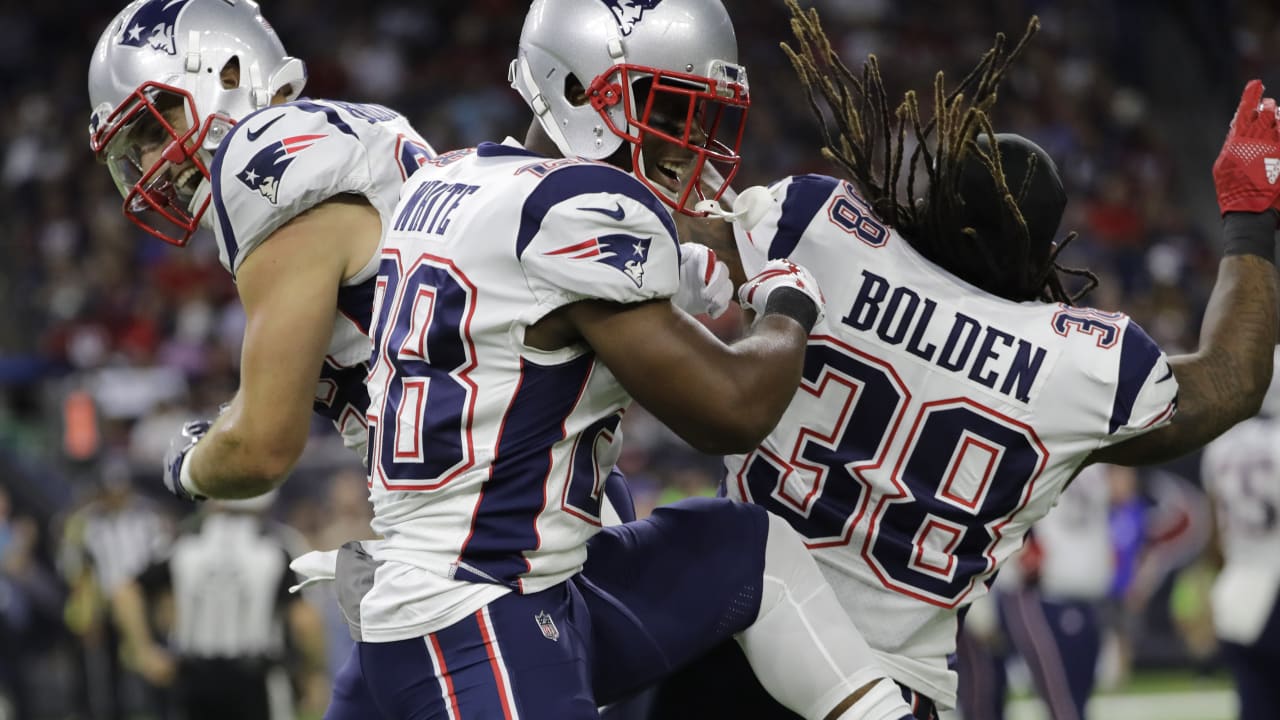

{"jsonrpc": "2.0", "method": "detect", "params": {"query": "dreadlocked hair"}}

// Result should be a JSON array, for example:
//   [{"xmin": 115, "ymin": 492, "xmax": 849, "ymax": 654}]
[{"xmin": 781, "ymin": 0, "xmax": 1098, "ymax": 304}]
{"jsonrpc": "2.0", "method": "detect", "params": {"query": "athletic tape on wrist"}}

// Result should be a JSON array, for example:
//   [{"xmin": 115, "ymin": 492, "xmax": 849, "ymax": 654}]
[
  {"xmin": 1223, "ymin": 210, "xmax": 1278, "ymax": 262},
  {"xmin": 178, "ymin": 452, "xmax": 206, "ymax": 501},
  {"xmin": 763, "ymin": 287, "xmax": 819, "ymax": 334}
]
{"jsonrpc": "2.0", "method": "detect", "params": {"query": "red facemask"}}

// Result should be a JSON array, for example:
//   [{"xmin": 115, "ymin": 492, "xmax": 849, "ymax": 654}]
[
  {"xmin": 90, "ymin": 82, "xmax": 220, "ymax": 246},
  {"xmin": 587, "ymin": 62, "xmax": 749, "ymax": 216}
]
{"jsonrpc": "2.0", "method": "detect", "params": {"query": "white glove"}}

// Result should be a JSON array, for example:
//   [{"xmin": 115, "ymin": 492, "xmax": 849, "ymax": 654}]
[
  {"xmin": 738, "ymin": 259, "xmax": 825, "ymax": 329},
  {"xmin": 672, "ymin": 243, "xmax": 734, "ymax": 318}
]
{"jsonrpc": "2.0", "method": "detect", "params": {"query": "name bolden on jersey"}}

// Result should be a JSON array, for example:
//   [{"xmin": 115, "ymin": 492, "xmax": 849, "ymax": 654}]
[{"xmin": 840, "ymin": 269, "xmax": 1048, "ymax": 404}]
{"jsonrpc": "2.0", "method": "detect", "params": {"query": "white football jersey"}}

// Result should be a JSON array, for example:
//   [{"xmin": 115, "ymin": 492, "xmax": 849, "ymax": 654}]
[
  {"xmin": 1202, "ymin": 415, "xmax": 1280, "ymax": 644},
  {"xmin": 208, "ymin": 99, "xmax": 436, "ymax": 457},
  {"xmin": 1030, "ymin": 464, "xmax": 1115, "ymax": 600},
  {"xmin": 358, "ymin": 140, "xmax": 681, "ymax": 640},
  {"xmin": 1203, "ymin": 416, "xmax": 1280, "ymax": 565},
  {"xmin": 724, "ymin": 174, "xmax": 1177, "ymax": 707}
]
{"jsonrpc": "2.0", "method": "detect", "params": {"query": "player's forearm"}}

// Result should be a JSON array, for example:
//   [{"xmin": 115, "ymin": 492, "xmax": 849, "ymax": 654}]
[
  {"xmin": 189, "ymin": 411, "xmax": 300, "ymax": 498},
  {"xmin": 659, "ymin": 315, "xmax": 808, "ymax": 454},
  {"xmin": 111, "ymin": 581, "xmax": 158, "ymax": 655},
  {"xmin": 1091, "ymin": 244, "xmax": 1277, "ymax": 466},
  {"xmin": 1185, "ymin": 248, "xmax": 1276, "ymax": 395},
  {"xmin": 288, "ymin": 601, "xmax": 328, "ymax": 675},
  {"xmin": 580, "ymin": 299, "xmax": 808, "ymax": 454}
]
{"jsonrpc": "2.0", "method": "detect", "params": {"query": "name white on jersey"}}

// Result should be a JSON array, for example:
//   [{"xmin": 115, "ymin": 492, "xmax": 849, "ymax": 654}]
[
  {"xmin": 359, "ymin": 141, "xmax": 681, "ymax": 640},
  {"xmin": 725, "ymin": 174, "xmax": 1177, "ymax": 707},
  {"xmin": 208, "ymin": 99, "xmax": 435, "ymax": 457}
]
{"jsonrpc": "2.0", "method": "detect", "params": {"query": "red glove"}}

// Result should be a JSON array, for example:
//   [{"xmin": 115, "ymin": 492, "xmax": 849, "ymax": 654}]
[{"xmin": 1213, "ymin": 79, "xmax": 1280, "ymax": 217}]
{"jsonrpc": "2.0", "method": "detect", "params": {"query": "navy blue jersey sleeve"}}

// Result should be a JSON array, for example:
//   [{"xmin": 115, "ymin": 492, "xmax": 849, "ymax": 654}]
[{"xmin": 1103, "ymin": 318, "xmax": 1178, "ymax": 440}]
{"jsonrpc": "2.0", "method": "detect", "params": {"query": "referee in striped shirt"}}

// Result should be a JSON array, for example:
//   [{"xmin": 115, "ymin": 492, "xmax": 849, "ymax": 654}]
[
  {"xmin": 114, "ymin": 493, "xmax": 327, "ymax": 720},
  {"xmin": 60, "ymin": 456, "xmax": 172, "ymax": 720}
]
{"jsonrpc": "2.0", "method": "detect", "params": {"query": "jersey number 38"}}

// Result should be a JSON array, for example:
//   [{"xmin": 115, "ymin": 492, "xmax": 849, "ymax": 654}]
[{"xmin": 735, "ymin": 337, "xmax": 1048, "ymax": 608}]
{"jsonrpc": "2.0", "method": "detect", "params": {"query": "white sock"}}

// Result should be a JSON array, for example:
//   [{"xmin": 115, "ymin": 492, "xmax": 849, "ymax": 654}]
[{"xmin": 736, "ymin": 513, "xmax": 915, "ymax": 720}]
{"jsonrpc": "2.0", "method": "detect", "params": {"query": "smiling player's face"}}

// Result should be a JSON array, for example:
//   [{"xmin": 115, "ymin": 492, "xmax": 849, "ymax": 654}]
[{"xmin": 635, "ymin": 89, "xmax": 709, "ymax": 198}]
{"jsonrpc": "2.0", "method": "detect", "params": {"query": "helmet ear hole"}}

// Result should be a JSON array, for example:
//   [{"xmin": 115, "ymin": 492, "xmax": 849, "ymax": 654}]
[
  {"xmin": 564, "ymin": 74, "xmax": 588, "ymax": 106},
  {"xmin": 219, "ymin": 57, "xmax": 241, "ymax": 90}
]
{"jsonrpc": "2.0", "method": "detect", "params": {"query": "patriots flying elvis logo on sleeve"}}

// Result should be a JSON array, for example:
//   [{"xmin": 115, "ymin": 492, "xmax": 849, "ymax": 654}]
[
  {"xmin": 600, "ymin": 0, "xmax": 663, "ymax": 36},
  {"xmin": 118, "ymin": 0, "xmax": 192, "ymax": 56},
  {"xmin": 236, "ymin": 134, "xmax": 327, "ymax": 204},
  {"xmin": 545, "ymin": 233, "xmax": 652, "ymax": 288}
]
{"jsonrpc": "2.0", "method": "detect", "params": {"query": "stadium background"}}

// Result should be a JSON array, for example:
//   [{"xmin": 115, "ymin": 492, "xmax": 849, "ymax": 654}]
[{"xmin": 0, "ymin": 1, "xmax": 1278, "ymax": 718}]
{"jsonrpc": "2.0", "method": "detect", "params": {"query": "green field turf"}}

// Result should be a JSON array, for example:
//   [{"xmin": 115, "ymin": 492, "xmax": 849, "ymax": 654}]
[{"xmin": 998, "ymin": 670, "xmax": 1236, "ymax": 720}]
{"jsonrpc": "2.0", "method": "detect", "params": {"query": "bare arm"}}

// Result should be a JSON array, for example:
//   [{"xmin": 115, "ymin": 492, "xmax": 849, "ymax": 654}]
[
  {"xmin": 1088, "ymin": 252, "xmax": 1277, "ymax": 466},
  {"xmin": 564, "ymin": 299, "xmax": 809, "ymax": 454},
  {"xmin": 111, "ymin": 580, "xmax": 175, "ymax": 686},
  {"xmin": 287, "ymin": 597, "xmax": 330, "ymax": 713},
  {"xmin": 110, "ymin": 580, "xmax": 152, "ymax": 654},
  {"xmin": 187, "ymin": 196, "xmax": 381, "ymax": 498}
]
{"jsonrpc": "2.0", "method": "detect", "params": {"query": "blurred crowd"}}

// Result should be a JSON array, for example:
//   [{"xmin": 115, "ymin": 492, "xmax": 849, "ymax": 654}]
[{"xmin": 2, "ymin": 0, "xmax": 1279, "ymax": 718}]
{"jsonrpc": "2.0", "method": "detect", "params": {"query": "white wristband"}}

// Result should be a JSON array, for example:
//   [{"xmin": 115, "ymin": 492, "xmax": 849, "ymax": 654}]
[{"xmin": 179, "ymin": 451, "xmax": 203, "ymax": 498}]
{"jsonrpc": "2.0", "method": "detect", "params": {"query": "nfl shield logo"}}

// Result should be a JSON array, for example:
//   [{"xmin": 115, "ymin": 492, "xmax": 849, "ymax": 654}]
[{"xmin": 534, "ymin": 611, "xmax": 560, "ymax": 642}]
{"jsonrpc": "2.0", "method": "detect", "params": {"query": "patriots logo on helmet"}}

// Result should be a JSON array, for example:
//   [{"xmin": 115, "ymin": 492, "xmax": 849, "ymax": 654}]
[
  {"xmin": 600, "ymin": 0, "xmax": 663, "ymax": 37},
  {"xmin": 545, "ymin": 233, "xmax": 652, "ymax": 288},
  {"xmin": 236, "ymin": 134, "xmax": 327, "ymax": 205},
  {"xmin": 88, "ymin": 109, "xmax": 104, "ymax": 139},
  {"xmin": 119, "ymin": 0, "xmax": 192, "ymax": 56}
]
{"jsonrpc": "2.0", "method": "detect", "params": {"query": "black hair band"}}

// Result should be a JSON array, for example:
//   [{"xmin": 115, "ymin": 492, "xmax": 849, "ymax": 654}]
[
  {"xmin": 1223, "ymin": 210, "xmax": 1278, "ymax": 263},
  {"xmin": 763, "ymin": 287, "xmax": 820, "ymax": 334}
]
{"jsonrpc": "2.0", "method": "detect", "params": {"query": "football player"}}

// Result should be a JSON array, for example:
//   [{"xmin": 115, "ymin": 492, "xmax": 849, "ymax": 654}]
[
  {"xmin": 648, "ymin": 3, "xmax": 1279, "ymax": 719},
  {"xmin": 89, "ymin": 0, "xmax": 693, "ymax": 527},
  {"xmin": 1202, "ymin": 348, "xmax": 1280, "ymax": 720},
  {"xmin": 90, "ymin": 1, "xmax": 916, "ymax": 719},
  {"xmin": 317, "ymin": 0, "xmax": 915, "ymax": 718},
  {"xmin": 88, "ymin": 0, "xmax": 432, "ymax": 501},
  {"xmin": 956, "ymin": 464, "xmax": 1119, "ymax": 720}
]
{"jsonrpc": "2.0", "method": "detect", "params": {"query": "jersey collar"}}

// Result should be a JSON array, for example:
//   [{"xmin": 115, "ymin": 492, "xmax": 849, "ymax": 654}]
[{"xmin": 476, "ymin": 138, "xmax": 542, "ymax": 158}]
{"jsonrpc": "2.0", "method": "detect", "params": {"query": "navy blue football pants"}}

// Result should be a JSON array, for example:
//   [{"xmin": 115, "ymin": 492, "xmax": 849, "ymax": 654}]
[
  {"xmin": 1219, "ymin": 594, "xmax": 1280, "ymax": 720},
  {"xmin": 324, "ymin": 496, "xmax": 770, "ymax": 719},
  {"xmin": 956, "ymin": 589, "xmax": 1101, "ymax": 720}
]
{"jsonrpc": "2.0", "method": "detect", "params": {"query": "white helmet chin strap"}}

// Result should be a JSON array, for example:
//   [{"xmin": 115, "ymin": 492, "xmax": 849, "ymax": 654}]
[
  {"xmin": 513, "ymin": 55, "xmax": 575, "ymax": 156},
  {"xmin": 693, "ymin": 184, "xmax": 776, "ymax": 232}
]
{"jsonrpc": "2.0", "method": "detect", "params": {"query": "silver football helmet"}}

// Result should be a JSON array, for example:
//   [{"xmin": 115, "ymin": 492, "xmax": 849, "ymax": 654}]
[
  {"xmin": 510, "ymin": 0, "xmax": 749, "ymax": 215},
  {"xmin": 87, "ymin": 0, "xmax": 306, "ymax": 246}
]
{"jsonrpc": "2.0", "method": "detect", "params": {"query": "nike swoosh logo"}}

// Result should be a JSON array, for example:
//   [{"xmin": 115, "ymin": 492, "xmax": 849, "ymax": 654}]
[
  {"xmin": 1155, "ymin": 366, "xmax": 1174, "ymax": 383},
  {"xmin": 579, "ymin": 202, "xmax": 625, "ymax": 221},
  {"xmin": 245, "ymin": 114, "xmax": 285, "ymax": 142}
]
